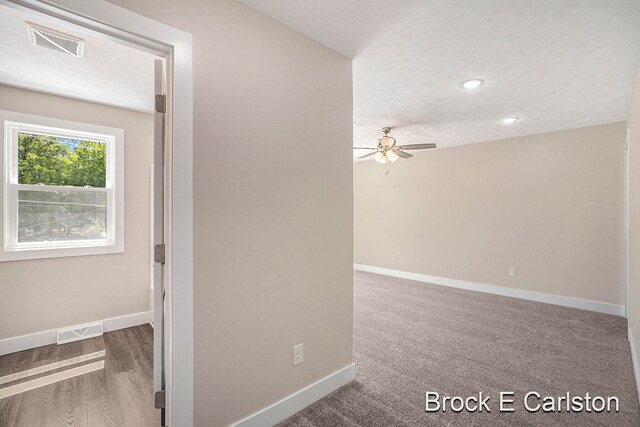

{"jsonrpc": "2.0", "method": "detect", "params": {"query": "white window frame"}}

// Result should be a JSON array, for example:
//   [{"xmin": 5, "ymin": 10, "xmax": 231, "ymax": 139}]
[{"xmin": 1, "ymin": 110, "xmax": 124, "ymax": 261}]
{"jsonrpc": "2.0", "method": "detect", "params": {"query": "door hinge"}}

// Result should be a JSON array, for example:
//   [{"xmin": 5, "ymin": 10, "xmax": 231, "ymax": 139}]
[
  {"xmin": 154, "ymin": 243, "xmax": 166, "ymax": 264},
  {"xmin": 155, "ymin": 94, "xmax": 166, "ymax": 113},
  {"xmin": 155, "ymin": 390, "xmax": 166, "ymax": 409}
]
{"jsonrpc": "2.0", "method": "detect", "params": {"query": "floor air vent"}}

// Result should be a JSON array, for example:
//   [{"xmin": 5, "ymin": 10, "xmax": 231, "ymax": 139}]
[
  {"xmin": 57, "ymin": 321, "xmax": 103, "ymax": 345},
  {"xmin": 26, "ymin": 22, "xmax": 85, "ymax": 58}
]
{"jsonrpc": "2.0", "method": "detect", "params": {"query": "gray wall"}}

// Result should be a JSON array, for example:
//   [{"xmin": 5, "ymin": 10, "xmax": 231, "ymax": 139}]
[
  {"xmin": 106, "ymin": 1, "xmax": 354, "ymax": 425},
  {"xmin": 355, "ymin": 122, "xmax": 626, "ymax": 305},
  {"xmin": 0, "ymin": 84, "xmax": 153, "ymax": 339}
]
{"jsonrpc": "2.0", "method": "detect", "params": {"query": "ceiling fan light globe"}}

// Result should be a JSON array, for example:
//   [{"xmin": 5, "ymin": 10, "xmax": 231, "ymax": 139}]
[
  {"xmin": 374, "ymin": 151, "xmax": 387, "ymax": 164},
  {"xmin": 386, "ymin": 150, "xmax": 399, "ymax": 162}
]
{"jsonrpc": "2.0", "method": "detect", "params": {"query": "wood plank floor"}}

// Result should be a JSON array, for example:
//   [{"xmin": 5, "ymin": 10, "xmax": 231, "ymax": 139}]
[{"xmin": 0, "ymin": 325, "xmax": 159, "ymax": 427}]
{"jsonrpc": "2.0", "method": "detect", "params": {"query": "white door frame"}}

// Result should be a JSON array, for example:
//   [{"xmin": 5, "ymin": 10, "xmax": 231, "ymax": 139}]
[
  {"xmin": 0, "ymin": 1, "xmax": 194, "ymax": 425},
  {"xmin": 625, "ymin": 130, "xmax": 631, "ymax": 319}
]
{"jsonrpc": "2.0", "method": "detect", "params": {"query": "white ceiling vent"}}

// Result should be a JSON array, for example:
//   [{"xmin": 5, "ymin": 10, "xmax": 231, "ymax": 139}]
[{"xmin": 26, "ymin": 22, "xmax": 84, "ymax": 58}]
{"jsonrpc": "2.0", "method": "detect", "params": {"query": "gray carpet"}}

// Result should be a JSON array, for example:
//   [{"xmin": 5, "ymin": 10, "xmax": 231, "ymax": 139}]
[{"xmin": 279, "ymin": 271, "xmax": 640, "ymax": 426}]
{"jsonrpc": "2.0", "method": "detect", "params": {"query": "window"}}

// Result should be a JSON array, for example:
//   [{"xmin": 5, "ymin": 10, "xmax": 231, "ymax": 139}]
[{"xmin": 1, "ymin": 110, "xmax": 124, "ymax": 261}]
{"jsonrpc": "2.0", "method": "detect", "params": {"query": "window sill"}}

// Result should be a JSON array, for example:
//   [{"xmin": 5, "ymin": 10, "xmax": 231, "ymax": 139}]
[{"xmin": 0, "ymin": 242, "xmax": 124, "ymax": 262}]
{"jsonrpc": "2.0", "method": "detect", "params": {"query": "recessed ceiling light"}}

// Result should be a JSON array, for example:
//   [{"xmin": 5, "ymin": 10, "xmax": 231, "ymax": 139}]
[
  {"xmin": 461, "ymin": 79, "xmax": 484, "ymax": 89},
  {"xmin": 502, "ymin": 117, "xmax": 519, "ymax": 124}
]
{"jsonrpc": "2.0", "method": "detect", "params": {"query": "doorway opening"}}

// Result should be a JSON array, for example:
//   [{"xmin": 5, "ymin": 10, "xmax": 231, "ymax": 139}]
[{"xmin": 0, "ymin": 1, "xmax": 193, "ymax": 425}]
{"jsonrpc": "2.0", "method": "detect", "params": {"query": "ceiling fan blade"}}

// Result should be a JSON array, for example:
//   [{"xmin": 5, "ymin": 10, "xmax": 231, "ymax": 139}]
[
  {"xmin": 396, "ymin": 150, "xmax": 413, "ymax": 159},
  {"xmin": 396, "ymin": 143, "xmax": 437, "ymax": 150},
  {"xmin": 353, "ymin": 147, "xmax": 378, "ymax": 150},
  {"xmin": 358, "ymin": 151, "xmax": 378, "ymax": 159}
]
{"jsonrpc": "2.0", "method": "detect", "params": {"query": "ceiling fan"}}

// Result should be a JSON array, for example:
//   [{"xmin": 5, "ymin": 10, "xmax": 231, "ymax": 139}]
[{"xmin": 354, "ymin": 127, "xmax": 436, "ymax": 163}]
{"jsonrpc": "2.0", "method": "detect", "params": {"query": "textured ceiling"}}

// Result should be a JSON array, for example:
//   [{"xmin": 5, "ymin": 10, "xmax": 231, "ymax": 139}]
[
  {"xmin": 0, "ymin": 5, "xmax": 156, "ymax": 113},
  {"xmin": 239, "ymin": 0, "xmax": 640, "ymax": 157}
]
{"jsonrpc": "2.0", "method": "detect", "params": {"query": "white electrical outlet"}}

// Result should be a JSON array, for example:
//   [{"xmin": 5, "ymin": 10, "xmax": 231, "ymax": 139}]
[
  {"xmin": 293, "ymin": 343, "xmax": 303, "ymax": 366},
  {"xmin": 392, "ymin": 253, "xmax": 397, "ymax": 261},
  {"xmin": 508, "ymin": 267, "xmax": 517, "ymax": 277}
]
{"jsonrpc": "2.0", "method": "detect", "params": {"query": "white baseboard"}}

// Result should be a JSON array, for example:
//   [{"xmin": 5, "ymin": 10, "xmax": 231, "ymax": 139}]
[
  {"xmin": 354, "ymin": 264, "xmax": 624, "ymax": 317},
  {"xmin": 630, "ymin": 327, "xmax": 640, "ymax": 403},
  {"xmin": 231, "ymin": 363, "xmax": 356, "ymax": 427},
  {"xmin": 0, "ymin": 311, "xmax": 151, "ymax": 356},
  {"xmin": 102, "ymin": 311, "xmax": 150, "ymax": 333}
]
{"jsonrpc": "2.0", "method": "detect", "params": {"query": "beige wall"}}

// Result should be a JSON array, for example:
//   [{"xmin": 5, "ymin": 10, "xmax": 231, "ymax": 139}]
[
  {"xmin": 628, "ymin": 68, "xmax": 640, "ymax": 375},
  {"xmin": 355, "ymin": 122, "xmax": 626, "ymax": 306},
  {"xmin": 104, "ymin": 1, "xmax": 353, "ymax": 426},
  {"xmin": 0, "ymin": 84, "xmax": 153, "ymax": 339}
]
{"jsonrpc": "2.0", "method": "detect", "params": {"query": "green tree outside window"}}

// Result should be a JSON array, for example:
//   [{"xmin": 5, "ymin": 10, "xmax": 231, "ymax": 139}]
[{"xmin": 18, "ymin": 132, "xmax": 106, "ymax": 187}]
